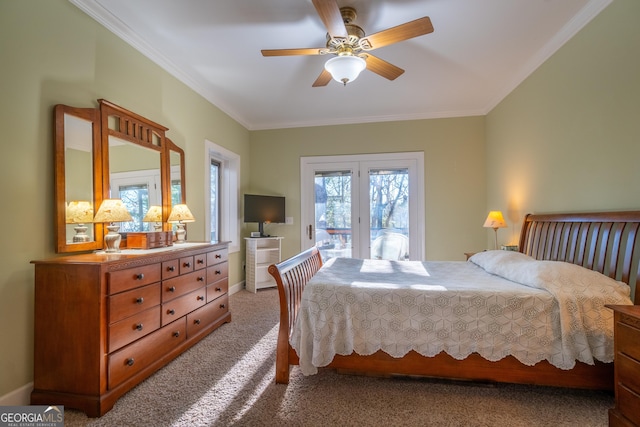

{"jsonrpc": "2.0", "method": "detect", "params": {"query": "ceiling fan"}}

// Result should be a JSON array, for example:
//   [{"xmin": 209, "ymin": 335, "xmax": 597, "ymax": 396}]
[{"xmin": 261, "ymin": 0, "xmax": 434, "ymax": 87}]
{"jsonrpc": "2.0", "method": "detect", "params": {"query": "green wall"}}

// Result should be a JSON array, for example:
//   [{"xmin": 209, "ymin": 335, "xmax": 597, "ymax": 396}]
[
  {"xmin": 0, "ymin": 0, "xmax": 250, "ymax": 398},
  {"xmin": 486, "ymin": 0, "xmax": 640, "ymax": 244},
  {"xmin": 249, "ymin": 118, "xmax": 487, "ymax": 261}
]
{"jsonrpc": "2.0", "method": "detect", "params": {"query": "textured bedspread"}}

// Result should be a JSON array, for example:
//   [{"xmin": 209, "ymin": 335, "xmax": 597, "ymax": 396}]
[{"xmin": 290, "ymin": 251, "xmax": 633, "ymax": 375}]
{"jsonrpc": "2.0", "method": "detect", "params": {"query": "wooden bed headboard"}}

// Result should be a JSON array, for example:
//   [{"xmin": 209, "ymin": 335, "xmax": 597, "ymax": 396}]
[{"xmin": 519, "ymin": 211, "xmax": 640, "ymax": 304}]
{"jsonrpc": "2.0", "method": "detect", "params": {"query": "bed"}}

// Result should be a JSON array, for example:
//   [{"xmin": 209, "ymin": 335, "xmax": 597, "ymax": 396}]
[{"xmin": 268, "ymin": 211, "xmax": 640, "ymax": 390}]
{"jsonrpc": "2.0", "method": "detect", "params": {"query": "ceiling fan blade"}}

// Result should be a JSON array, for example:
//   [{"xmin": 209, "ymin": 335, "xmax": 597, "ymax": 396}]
[
  {"xmin": 312, "ymin": 69, "xmax": 332, "ymax": 87},
  {"xmin": 364, "ymin": 54, "xmax": 405, "ymax": 80},
  {"xmin": 261, "ymin": 48, "xmax": 328, "ymax": 57},
  {"xmin": 312, "ymin": 0, "xmax": 348, "ymax": 39},
  {"xmin": 360, "ymin": 17, "xmax": 434, "ymax": 51}
]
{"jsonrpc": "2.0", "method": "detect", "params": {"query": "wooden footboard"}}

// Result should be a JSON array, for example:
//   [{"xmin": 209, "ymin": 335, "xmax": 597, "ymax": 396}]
[{"xmin": 268, "ymin": 247, "xmax": 323, "ymax": 384}]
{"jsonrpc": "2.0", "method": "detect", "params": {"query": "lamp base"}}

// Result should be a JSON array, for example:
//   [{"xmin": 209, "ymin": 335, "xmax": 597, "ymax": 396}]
[
  {"xmin": 73, "ymin": 224, "xmax": 91, "ymax": 243},
  {"xmin": 174, "ymin": 223, "xmax": 187, "ymax": 244},
  {"xmin": 104, "ymin": 224, "xmax": 123, "ymax": 253}
]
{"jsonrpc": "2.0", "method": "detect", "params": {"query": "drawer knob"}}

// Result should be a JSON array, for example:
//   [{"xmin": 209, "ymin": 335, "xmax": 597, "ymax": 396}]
[
  {"xmin": 135, "ymin": 323, "xmax": 143, "ymax": 331},
  {"xmin": 135, "ymin": 297, "xmax": 144, "ymax": 304},
  {"xmin": 173, "ymin": 331, "xmax": 180, "ymax": 338},
  {"xmin": 183, "ymin": 262, "xmax": 191, "ymax": 267},
  {"xmin": 215, "ymin": 254, "xmax": 221, "ymax": 259},
  {"xmin": 197, "ymin": 295, "xmax": 204, "ymax": 301},
  {"xmin": 168, "ymin": 266, "xmax": 175, "ymax": 272},
  {"xmin": 194, "ymin": 319, "xmax": 201, "ymax": 325},
  {"xmin": 220, "ymin": 303, "xmax": 226, "ymax": 309},
  {"xmin": 197, "ymin": 259, "xmax": 204, "ymax": 264},
  {"xmin": 215, "ymin": 270, "xmax": 221, "ymax": 275},
  {"xmin": 126, "ymin": 358, "xmax": 135, "ymax": 367},
  {"xmin": 215, "ymin": 287, "xmax": 222, "ymax": 292},
  {"xmin": 167, "ymin": 309, "xmax": 175, "ymax": 315},
  {"xmin": 135, "ymin": 273, "xmax": 145, "ymax": 280},
  {"xmin": 168, "ymin": 286, "xmax": 176, "ymax": 292},
  {"xmin": 197, "ymin": 276, "xmax": 204, "ymax": 282}
]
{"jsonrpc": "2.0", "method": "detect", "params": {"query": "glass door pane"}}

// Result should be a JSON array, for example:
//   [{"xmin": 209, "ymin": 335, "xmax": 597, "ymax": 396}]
[
  {"xmin": 315, "ymin": 170, "xmax": 353, "ymax": 261},
  {"xmin": 369, "ymin": 168, "xmax": 410, "ymax": 260}
]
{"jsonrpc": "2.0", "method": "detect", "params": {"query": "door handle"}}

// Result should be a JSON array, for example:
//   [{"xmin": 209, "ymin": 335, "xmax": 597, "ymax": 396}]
[{"xmin": 308, "ymin": 224, "xmax": 313, "ymax": 240}]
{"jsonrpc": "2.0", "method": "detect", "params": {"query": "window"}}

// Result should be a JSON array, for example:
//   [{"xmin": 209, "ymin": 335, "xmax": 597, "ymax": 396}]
[
  {"xmin": 210, "ymin": 159, "xmax": 220, "ymax": 242},
  {"xmin": 204, "ymin": 140, "xmax": 240, "ymax": 253}
]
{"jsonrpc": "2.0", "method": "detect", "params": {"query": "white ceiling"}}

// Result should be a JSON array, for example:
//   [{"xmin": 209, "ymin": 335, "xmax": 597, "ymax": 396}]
[{"xmin": 71, "ymin": 0, "xmax": 611, "ymax": 130}]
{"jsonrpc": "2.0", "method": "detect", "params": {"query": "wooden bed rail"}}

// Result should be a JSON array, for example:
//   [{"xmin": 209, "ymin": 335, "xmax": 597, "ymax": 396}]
[
  {"xmin": 268, "ymin": 247, "xmax": 323, "ymax": 383},
  {"xmin": 520, "ymin": 211, "xmax": 640, "ymax": 304}
]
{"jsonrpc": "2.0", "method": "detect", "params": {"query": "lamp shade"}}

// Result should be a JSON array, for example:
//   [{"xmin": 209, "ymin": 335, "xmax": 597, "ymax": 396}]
[
  {"xmin": 167, "ymin": 204, "xmax": 195, "ymax": 223},
  {"xmin": 143, "ymin": 205, "xmax": 163, "ymax": 222},
  {"xmin": 324, "ymin": 55, "xmax": 366, "ymax": 85},
  {"xmin": 483, "ymin": 211, "xmax": 507, "ymax": 229},
  {"xmin": 93, "ymin": 199, "xmax": 133, "ymax": 223},
  {"xmin": 66, "ymin": 201, "xmax": 93, "ymax": 224}
]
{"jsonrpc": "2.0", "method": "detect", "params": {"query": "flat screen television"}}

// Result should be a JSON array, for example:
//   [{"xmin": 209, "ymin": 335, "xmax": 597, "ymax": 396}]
[{"xmin": 244, "ymin": 194, "xmax": 285, "ymax": 237}]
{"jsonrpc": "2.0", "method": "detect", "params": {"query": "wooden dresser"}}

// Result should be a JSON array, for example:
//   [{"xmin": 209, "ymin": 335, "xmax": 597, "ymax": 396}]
[
  {"xmin": 607, "ymin": 305, "xmax": 640, "ymax": 427},
  {"xmin": 31, "ymin": 242, "xmax": 231, "ymax": 417}
]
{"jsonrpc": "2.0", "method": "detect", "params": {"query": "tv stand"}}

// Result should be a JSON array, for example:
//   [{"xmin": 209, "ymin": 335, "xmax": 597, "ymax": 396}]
[{"xmin": 245, "ymin": 237, "xmax": 282, "ymax": 292}]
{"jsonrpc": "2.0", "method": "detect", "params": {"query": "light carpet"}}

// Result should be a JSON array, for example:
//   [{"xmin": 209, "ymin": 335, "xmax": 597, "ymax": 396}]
[{"xmin": 64, "ymin": 288, "xmax": 613, "ymax": 426}]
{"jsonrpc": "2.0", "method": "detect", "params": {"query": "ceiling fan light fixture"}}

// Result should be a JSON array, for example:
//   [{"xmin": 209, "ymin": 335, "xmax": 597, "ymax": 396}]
[{"xmin": 324, "ymin": 55, "xmax": 366, "ymax": 86}]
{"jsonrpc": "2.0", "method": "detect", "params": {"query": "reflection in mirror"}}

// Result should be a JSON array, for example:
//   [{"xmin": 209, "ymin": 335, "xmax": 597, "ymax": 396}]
[
  {"xmin": 108, "ymin": 136, "xmax": 162, "ymax": 232},
  {"xmin": 168, "ymin": 139, "xmax": 185, "ymax": 206},
  {"xmin": 65, "ymin": 114, "xmax": 94, "ymax": 241},
  {"xmin": 55, "ymin": 105, "xmax": 103, "ymax": 253}
]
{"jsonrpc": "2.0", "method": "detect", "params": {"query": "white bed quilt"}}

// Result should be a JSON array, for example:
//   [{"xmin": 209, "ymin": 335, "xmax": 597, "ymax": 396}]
[{"xmin": 290, "ymin": 250, "xmax": 633, "ymax": 375}]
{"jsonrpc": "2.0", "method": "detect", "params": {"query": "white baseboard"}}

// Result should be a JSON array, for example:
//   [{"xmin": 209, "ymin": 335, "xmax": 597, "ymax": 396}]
[
  {"xmin": 229, "ymin": 280, "xmax": 245, "ymax": 295},
  {"xmin": 0, "ymin": 382, "xmax": 32, "ymax": 406}
]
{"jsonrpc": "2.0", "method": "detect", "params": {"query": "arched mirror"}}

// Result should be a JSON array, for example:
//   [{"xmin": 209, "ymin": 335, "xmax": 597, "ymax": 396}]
[
  {"xmin": 54, "ymin": 100, "xmax": 186, "ymax": 253},
  {"xmin": 54, "ymin": 105, "xmax": 104, "ymax": 252}
]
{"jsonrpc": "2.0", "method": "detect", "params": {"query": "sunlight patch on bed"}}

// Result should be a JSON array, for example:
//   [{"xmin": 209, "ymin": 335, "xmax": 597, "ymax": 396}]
[{"xmin": 348, "ymin": 281, "xmax": 446, "ymax": 291}]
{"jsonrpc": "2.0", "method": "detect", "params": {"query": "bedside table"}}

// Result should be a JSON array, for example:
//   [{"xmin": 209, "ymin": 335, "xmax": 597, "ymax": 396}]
[
  {"xmin": 606, "ymin": 304, "xmax": 640, "ymax": 427},
  {"xmin": 464, "ymin": 252, "xmax": 476, "ymax": 260}
]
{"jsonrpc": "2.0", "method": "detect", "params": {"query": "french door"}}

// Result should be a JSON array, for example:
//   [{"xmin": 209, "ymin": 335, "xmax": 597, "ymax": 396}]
[{"xmin": 301, "ymin": 152, "xmax": 424, "ymax": 261}]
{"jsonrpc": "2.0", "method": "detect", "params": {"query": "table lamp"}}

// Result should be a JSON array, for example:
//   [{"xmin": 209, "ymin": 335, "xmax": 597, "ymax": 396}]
[
  {"xmin": 143, "ymin": 205, "xmax": 163, "ymax": 231},
  {"xmin": 93, "ymin": 199, "xmax": 133, "ymax": 252},
  {"xmin": 483, "ymin": 210, "xmax": 507, "ymax": 250},
  {"xmin": 168, "ymin": 204, "xmax": 195, "ymax": 243},
  {"xmin": 66, "ymin": 201, "xmax": 93, "ymax": 243}
]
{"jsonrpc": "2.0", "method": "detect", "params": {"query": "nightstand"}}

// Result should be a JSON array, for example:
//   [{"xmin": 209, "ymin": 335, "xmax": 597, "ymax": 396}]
[
  {"xmin": 606, "ymin": 304, "xmax": 640, "ymax": 427},
  {"xmin": 464, "ymin": 252, "xmax": 476, "ymax": 260}
]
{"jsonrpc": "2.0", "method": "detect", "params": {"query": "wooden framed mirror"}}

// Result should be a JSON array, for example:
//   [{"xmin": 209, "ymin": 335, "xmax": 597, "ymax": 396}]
[
  {"xmin": 54, "ymin": 105, "xmax": 104, "ymax": 253},
  {"xmin": 54, "ymin": 100, "xmax": 186, "ymax": 253}
]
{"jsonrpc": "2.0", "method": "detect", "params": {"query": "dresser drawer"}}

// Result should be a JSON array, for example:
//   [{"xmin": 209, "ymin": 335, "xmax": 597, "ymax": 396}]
[
  {"xmin": 207, "ymin": 278, "xmax": 228, "ymax": 303},
  {"xmin": 162, "ymin": 270, "xmax": 207, "ymax": 302},
  {"xmin": 618, "ymin": 383, "xmax": 640, "ymax": 426},
  {"xmin": 162, "ymin": 259, "xmax": 180, "ymax": 280},
  {"xmin": 179, "ymin": 256, "xmax": 194, "ymax": 274},
  {"xmin": 207, "ymin": 248, "xmax": 228, "ymax": 265},
  {"xmin": 186, "ymin": 295, "xmax": 230, "ymax": 338},
  {"xmin": 108, "ymin": 307, "xmax": 161, "ymax": 352},
  {"xmin": 194, "ymin": 253, "xmax": 207, "ymax": 270},
  {"xmin": 618, "ymin": 322, "xmax": 640, "ymax": 362},
  {"xmin": 162, "ymin": 290, "xmax": 206, "ymax": 326},
  {"xmin": 108, "ymin": 263, "xmax": 161, "ymax": 294},
  {"xmin": 207, "ymin": 262, "xmax": 228, "ymax": 284},
  {"xmin": 108, "ymin": 318, "xmax": 186, "ymax": 389},
  {"xmin": 618, "ymin": 352, "xmax": 640, "ymax": 396},
  {"xmin": 109, "ymin": 283, "xmax": 161, "ymax": 324}
]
